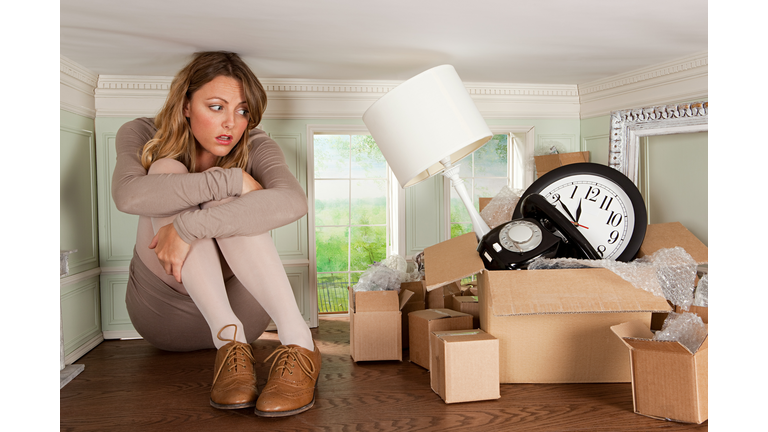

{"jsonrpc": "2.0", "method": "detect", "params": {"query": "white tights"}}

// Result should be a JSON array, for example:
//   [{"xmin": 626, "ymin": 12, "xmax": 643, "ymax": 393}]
[{"xmin": 145, "ymin": 159, "xmax": 313, "ymax": 350}]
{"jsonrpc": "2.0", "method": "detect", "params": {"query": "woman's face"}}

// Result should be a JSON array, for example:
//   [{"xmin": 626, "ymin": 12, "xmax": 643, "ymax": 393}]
[{"xmin": 183, "ymin": 75, "xmax": 249, "ymax": 168}]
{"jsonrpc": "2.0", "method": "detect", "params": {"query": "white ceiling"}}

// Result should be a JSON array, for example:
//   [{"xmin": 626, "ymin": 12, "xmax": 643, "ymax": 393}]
[{"xmin": 60, "ymin": 0, "xmax": 707, "ymax": 85}]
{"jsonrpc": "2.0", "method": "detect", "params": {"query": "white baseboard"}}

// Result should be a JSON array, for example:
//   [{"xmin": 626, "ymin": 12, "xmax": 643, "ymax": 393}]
[{"xmin": 64, "ymin": 333, "xmax": 104, "ymax": 365}]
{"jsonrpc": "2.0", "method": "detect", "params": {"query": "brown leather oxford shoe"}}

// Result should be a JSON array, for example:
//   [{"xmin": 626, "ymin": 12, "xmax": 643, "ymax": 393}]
[
  {"xmin": 209, "ymin": 325, "xmax": 258, "ymax": 409},
  {"xmin": 254, "ymin": 343, "xmax": 321, "ymax": 417}
]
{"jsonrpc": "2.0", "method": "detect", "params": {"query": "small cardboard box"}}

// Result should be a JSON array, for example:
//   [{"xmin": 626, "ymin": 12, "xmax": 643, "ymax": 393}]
[
  {"xmin": 408, "ymin": 309, "xmax": 473, "ymax": 369},
  {"xmin": 611, "ymin": 320, "xmax": 708, "ymax": 424},
  {"xmin": 451, "ymin": 296, "xmax": 480, "ymax": 328},
  {"xmin": 534, "ymin": 151, "xmax": 589, "ymax": 178},
  {"xmin": 430, "ymin": 329, "xmax": 500, "ymax": 404},
  {"xmin": 400, "ymin": 281, "xmax": 427, "ymax": 349},
  {"xmin": 426, "ymin": 281, "xmax": 462, "ymax": 309},
  {"xmin": 349, "ymin": 288, "xmax": 413, "ymax": 362},
  {"xmin": 424, "ymin": 222, "xmax": 706, "ymax": 383}
]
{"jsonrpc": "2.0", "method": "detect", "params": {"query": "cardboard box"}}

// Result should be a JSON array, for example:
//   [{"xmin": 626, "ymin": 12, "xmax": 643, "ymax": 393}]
[
  {"xmin": 424, "ymin": 223, "xmax": 706, "ymax": 383},
  {"xmin": 426, "ymin": 281, "xmax": 462, "ymax": 309},
  {"xmin": 451, "ymin": 295, "xmax": 480, "ymax": 328},
  {"xmin": 611, "ymin": 320, "xmax": 708, "ymax": 424},
  {"xmin": 408, "ymin": 309, "xmax": 473, "ymax": 369},
  {"xmin": 400, "ymin": 281, "xmax": 427, "ymax": 349},
  {"xmin": 534, "ymin": 151, "xmax": 589, "ymax": 178},
  {"xmin": 430, "ymin": 330, "xmax": 500, "ymax": 404},
  {"xmin": 349, "ymin": 288, "xmax": 413, "ymax": 362}
]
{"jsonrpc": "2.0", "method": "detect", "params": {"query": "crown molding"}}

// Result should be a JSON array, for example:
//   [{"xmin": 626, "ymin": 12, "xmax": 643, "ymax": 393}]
[
  {"xmin": 60, "ymin": 55, "xmax": 98, "ymax": 118},
  {"xmin": 578, "ymin": 52, "xmax": 708, "ymax": 119},
  {"xmin": 94, "ymin": 75, "xmax": 580, "ymax": 119}
]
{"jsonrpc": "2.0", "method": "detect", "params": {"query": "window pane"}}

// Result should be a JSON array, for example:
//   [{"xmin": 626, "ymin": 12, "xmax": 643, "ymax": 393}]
[
  {"xmin": 457, "ymin": 154, "xmax": 473, "ymax": 177},
  {"xmin": 315, "ymin": 180, "xmax": 349, "ymax": 226},
  {"xmin": 351, "ymin": 179, "xmax": 387, "ymax": 225},
  {"xmin": 314, "ymin": 135, "xmax": 349, "ymax": 178},
  {"xmin": 351, "ymin": 135, "xmax": 387, "ymax": 178},
  {"xmin": 474, "ymin": 178, "xmax": 507, "ymax": 208},
  {"xmin": 317, "ymin": 273, "xmax": 349, "ymax": 313},
  {"xmin": 451, "ymin": 223, "xmax": 472, "ymax": 239},
  {"xmin": 350, "ymin": 226, "xmax": 386, "ymax": 271},
  {"xmin": 316, "ymin": 227, "xmax": 348, "ymax": 272},
  {"xmin": 474, "ymin": 135, "xmax": 508, "ymax": 177}
]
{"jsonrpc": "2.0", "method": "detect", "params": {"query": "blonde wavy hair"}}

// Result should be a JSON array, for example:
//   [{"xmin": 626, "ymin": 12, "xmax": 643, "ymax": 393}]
[{"xmin": 141, "ymin": 51, "xmax": 268, "ymax": 172}]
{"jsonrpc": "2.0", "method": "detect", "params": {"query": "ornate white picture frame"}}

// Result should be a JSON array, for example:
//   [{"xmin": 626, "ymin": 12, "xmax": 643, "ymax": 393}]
[{"xmin": 609, "ymin": 101, "xmax": 708, "ymax": 185}]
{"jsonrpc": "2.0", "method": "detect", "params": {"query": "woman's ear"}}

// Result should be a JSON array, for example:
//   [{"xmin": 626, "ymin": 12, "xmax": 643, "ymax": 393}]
[{"xmin": 183, "ymin": 98, "xmax": 190, "ymax": 118}]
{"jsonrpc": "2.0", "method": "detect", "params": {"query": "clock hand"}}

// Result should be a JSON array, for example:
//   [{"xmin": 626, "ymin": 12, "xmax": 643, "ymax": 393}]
[{"xmin": 559, "ymin": 201, "xmax": 589, "ymax": 229}]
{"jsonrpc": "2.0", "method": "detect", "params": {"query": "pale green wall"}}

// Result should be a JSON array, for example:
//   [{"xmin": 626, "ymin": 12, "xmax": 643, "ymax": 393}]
[
  {"xmin": 60, "ymin": 109, "xmax": 102, "ymax": 356},
  {"xmin": 579, "ymin": 115, "xmax": 611, "ymax": 166}
]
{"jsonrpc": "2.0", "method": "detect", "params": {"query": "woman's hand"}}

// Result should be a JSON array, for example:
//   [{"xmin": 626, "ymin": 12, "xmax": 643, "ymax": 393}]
[
  {"xmin": 242, "ymin": 170, "xmax": 263, "ymax": 194},
  {"xmin": 149, "ymin": 223, "xmax": 190, "ymax": 283}
]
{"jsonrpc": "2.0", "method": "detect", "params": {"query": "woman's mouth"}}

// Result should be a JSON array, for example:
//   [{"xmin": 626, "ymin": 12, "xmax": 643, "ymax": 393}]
[{"xmin": 215, "ymin": 135, "xmax": 233, "ymax": 145}]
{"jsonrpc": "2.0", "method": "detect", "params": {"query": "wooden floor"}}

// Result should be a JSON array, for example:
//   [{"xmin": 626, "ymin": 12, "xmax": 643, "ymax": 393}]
[{"xmin": 60, "ymin": 315, "xmax": 707, "ymax": 431}]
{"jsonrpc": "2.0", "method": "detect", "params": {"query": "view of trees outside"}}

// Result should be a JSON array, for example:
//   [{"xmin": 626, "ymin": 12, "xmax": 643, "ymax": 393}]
[
  {"xmin": 450, "ymin": 134, "xmax": 510, "ymax": 238},
  {"xmin": 314, "ymin": 134, "xmax": 388, "ymax": 313}
]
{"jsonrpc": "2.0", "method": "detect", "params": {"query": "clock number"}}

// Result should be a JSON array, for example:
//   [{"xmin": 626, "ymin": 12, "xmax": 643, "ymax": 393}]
[
  {"xmin": 584, "ymin": 186, "xmax": 600, "ymax": 202},
  {"xmin": 606, "ymin": 211, "xmax": 623, "ymax": 227},
  {"xmin": 549, "ymin": 193, "xmax": 561, "ymax": 204},
  {"xmin": 570, "ymin": 186, "xmax": 578, "ymax": 199},
  {"xmin": 596, "ymin": 245, "xmax": 606, "ymax": 257},
  {"xmin": 607, "ymin": 230, "xmax": 620, "ymax": 244},
  {"xmin": 599, "ymin": 196, "xmax": 613, "ymax": 210}
]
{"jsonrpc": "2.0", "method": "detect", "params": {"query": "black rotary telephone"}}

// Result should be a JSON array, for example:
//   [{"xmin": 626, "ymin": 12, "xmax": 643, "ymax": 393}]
[{"xmin": 477, "ymin": 193, "xmax": 600, "ymax": 270}]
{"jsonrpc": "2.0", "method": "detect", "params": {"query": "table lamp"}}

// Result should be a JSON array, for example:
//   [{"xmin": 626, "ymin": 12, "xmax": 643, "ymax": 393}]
[{"xmin": 362, "ymin": 65, "xmax": 493, "ymax": 239}]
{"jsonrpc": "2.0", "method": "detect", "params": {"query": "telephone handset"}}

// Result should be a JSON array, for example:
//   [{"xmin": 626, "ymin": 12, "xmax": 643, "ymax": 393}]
[{"xmin": 476, "ymin": 193, "xmax": 600, "ymax": 270}]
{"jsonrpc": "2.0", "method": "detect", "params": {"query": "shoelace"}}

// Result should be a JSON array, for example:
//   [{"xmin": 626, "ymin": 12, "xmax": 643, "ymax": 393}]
[
  {"xmin": 212, "ymin": 324, "xmax": 256, "ymax": 385},
  {"xmin": 264, "ymin": 346, "xmax": 316, "ymax": 380}
]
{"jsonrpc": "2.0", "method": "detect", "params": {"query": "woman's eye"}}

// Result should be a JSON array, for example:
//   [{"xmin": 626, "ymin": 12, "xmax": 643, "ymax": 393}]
[
  {"xmin": 238, "ymin": 109, "xmax": 249, "ymax": 117},
  {"xmin": 210, "ymin": 105, "xmax": 223, "ymax": 111}
]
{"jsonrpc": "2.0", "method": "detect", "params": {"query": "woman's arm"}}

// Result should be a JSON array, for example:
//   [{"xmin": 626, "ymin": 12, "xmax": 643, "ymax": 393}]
[
  {"xmin": 172, "ymin": 130, "xmax": 309, "ymax": 244},
  {"xmin": 111, "ymin": 117, "xmax": 244, "ymax": 218}
]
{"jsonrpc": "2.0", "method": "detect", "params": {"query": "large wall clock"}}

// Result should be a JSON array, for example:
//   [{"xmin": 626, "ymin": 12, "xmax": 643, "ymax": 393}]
[{"xmin": 511, "ymin": 162, "xmax": 647, "ymax": 262}]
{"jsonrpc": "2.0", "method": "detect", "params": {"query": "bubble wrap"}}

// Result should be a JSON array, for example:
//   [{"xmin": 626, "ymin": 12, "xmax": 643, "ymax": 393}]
[
  {"xmin": 528, "ymin": 247, "xmax": 698, "ymax": 308},
  {"xmin": 653, "ymin": 312, "xmax": 708, "ymax": 353},
  {"xmin": 353, "ymin": 265, "xmax": 401, "ymax": 292},
  {"xmin": 379, "ymin": 255, "xmax": 421, "ymax": 283},
  {"xmin": 479, "ymin": 186, "xmax": 524, "ymax": 229},
  {"xmin": 693, "ymin": 273, "xmax": 708, "ymax": 307}
]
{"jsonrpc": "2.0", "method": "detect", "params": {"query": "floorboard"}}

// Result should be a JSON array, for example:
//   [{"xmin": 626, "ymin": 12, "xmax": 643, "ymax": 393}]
[{"xmin": 60, "ymin": 315, "xmax": 707, "ymax": 431}]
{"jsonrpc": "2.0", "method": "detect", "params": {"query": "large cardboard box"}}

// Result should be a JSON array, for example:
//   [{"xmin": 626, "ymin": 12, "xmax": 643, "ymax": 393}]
[
  {"xmin": 424, "ymin": 222, "xmax": 706, "ymax": 383},
  {"xmin": 611, "ymin": 320, "xmax": 708, "ymax": 424},
  {"xmin": 400, "ymin": 281, "xmax": 427, "ymax": 349},
  {"xmin": 430, "ymin": 329, "xmax": 500, "ymax": 404},
  {"xmin": 349, "ymin": 288, "xmax": 413, "ymax": 362},
  {"xmin": 426, "ymin": 281, "xmax": 461, "ymax": 309},
  {"xmin": 408, "ymin": 309, "xmax": 473, "ymax": 369}
]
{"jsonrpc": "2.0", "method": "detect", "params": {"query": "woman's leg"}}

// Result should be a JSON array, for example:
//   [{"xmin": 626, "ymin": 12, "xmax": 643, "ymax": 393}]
[
  {"xmin": 145, "ymin": 159, "xmax": 246, "ymax": 347},
  {"xmin": 214, "ymin": 234, "xmax": 314, "ymax": 351}
]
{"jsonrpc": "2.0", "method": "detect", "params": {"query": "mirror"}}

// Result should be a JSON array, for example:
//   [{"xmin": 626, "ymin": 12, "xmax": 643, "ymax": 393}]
[{"xmin": 608, "ymin": 101, "xmax": 708, "ymax": 184}]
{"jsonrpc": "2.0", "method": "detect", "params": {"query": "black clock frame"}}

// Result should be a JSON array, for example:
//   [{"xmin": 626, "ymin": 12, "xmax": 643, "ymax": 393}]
[{"xmin": 512, "ymin": 162, "xmax": 647, "ymax": 262}]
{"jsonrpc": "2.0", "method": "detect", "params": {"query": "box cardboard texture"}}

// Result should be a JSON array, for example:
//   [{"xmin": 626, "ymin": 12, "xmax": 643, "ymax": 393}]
[
  {"xmin": 400, "ymin": 281, "xmax": 427, "ymax": 349},
  {"xmin": 611, "ymin": 320, "xmax": 708, "ymax": 424},
  {"xmin": 426, "ymin": 281, "xmax": 462, "ymax": 309},
  {"xmin": 451, "ymin": 296, "xmax": 480, "ymax": 328},
  {"xmin": 349, "ymin": 288, "xmax": 413, "ymax": 362},
  {"xmin": 534, "ymin": 151, "xmax": 589, "ymax": 178},
  {"xmin": 408, "ymin": 309, "xmax": 473, "ymax": 370},
  {"xmin": 423, "ymin": 223, "xmax": 706, "ymax": 383},
  {"xmin": 430, "ymin": 330, "xmax": 500, "ymax": 404}
]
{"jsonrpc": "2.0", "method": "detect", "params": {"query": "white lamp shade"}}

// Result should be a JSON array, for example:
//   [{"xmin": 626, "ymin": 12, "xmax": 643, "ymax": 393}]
[{"xmin": 363, "ymin": 65, "xmax": 492, "ymax": 188}]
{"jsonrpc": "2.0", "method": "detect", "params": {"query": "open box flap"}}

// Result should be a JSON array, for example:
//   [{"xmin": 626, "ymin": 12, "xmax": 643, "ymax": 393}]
[
  {"xmin": 398, "ymin": 289, "xmax": 415, "ymax": 310},
  {"xmin": 636, "ymin": 222, "xmax": 708, "ymax": 264},
  {"xmin": 611, "ymin": 320, "xmax": 708, "ymax": 355},
  {"xmin": 424, "ymin": 233, "xmax": 484, "ymax": 292},
  {"xmin": 411, "ymin": 308, "xmax": 469, "ymax": 322},
  {"xmin": 355, "ymin": 290, "xmax": 400, "ymax": 312},
  {"xmin": 485, "ymin": 268, "xmax": 672, "ymax": 316}
]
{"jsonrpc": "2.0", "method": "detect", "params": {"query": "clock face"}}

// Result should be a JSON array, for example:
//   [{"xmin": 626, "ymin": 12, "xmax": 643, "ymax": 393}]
[{"xmin": 513, "ymin": 163, "xmax": 647, "ymax": 261}]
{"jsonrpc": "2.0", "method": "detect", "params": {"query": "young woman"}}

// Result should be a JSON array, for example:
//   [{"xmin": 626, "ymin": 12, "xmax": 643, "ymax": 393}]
[{"xmin": 112, "ymin": 51, "xmax": 320, "ymax": 417}]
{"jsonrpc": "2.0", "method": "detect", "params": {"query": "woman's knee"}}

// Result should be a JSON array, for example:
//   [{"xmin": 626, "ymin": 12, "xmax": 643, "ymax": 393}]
[{"xmin": 148, "ymin": 158, "xmax": 189, "ymax": 175}]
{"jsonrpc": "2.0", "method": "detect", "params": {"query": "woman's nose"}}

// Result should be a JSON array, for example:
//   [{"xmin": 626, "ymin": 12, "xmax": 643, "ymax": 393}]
[{"xmin": 222, "ymin": 111, "xmax": 235, "ymax": 129}]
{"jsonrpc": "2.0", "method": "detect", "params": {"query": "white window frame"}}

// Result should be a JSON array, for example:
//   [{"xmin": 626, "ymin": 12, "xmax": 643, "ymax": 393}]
[
  {"xmin": 443, "ymin": 126, "xmax": 535, "ymax": 239},
  {"xmin": 306, "ymin": 125, "xmax": 404, "ymax": 316}
]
